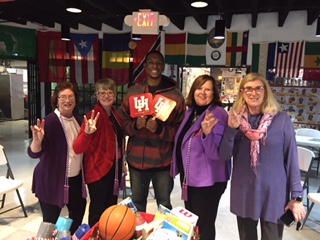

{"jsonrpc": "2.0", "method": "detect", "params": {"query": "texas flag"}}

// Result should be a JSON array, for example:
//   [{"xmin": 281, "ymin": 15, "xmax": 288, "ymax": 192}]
[{"xmin": 69, "ymin": 33, "xmax": 100, "ymax": 84}]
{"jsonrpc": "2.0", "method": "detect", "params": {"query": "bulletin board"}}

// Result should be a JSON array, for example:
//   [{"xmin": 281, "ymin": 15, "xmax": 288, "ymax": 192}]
[{"xmin": 271, "ymin": 86, "xmax": 320, "ymax": 125}]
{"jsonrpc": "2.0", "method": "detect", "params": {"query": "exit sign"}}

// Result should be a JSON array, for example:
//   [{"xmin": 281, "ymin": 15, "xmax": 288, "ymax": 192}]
[{"xmin": 132, "ymin": 11, "xmax": 159, "ymax": 34}]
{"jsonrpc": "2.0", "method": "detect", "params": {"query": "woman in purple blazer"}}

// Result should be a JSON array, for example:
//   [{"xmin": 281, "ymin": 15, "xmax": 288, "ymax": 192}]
[{"xmin": 171, "ymin": 75, "xmax": 231, "ymax": 240}]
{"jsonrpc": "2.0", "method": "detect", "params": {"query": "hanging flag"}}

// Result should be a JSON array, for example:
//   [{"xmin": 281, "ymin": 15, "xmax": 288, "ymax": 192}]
[
  {"xmin": 186, "ymin": 33, "xmax": 207, "ymax": 66},
  {"xmin": 132, "ymin": 34, "xmax": 161, "ymax": 84},
  {"xmin": 37, "ymin": 31, "xmax": 67, "ymax": 83},
  {"xmin": 275, "ymin": 41, "xmax": 304, "ymax": 78},
  {"xmin": 69, "ymin": 33, "xmax": 100, "ymax": 84},
  {"xmin": 0, "ymin": 25, "xmax": 36, "ymax": 60},
  {"xmin": 226, "ymin": 31, "xmax": 249, "ymax": 67},
  {"xmin": 303, "ymin": 41, "xmax": 320, "ymax": 81},
  {"xmin": 165, "ymin": 33, "xmax": 186, "ymax": 65},
  {"xmin": 102, "ymin": 33, "xmax": 131, "ymax": 86},
  {"xmin": 251, "ymin": 42, "xmax": 276, "ymax": 80}
]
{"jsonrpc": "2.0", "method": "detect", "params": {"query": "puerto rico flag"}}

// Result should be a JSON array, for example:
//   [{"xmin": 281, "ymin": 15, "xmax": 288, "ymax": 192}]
[{"xmin": 69, "ymin": 33, "xmax": 100, "ymax": 84}]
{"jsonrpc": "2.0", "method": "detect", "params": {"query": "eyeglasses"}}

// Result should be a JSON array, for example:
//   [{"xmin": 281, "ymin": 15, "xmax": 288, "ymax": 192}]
[
  {"xmin": 58, "ymin": 95, "xmax": 75, "ymax": 100},
  {"xmin": 98, "ymin": 91, "xmax": 115, "ymax": 97},
  {"xmin": 243, "ymin": 86, "xmax": 265, "ymax": 94}
]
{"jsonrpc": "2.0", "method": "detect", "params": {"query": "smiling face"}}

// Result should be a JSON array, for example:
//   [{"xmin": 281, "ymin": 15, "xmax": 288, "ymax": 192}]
[
  {"xmin": 242, "ymin": 80, "xmax": 265, "ymax": 114},
  {"xmin": 194, "ymin": 80, "xmax": 214, "ymax": 106},
  {"xmin": 97, "ymin": 87, "xmax": 116, "ymax": 110},
  {"xmin": 57, "ymin": 89, "xmax": 76, "ymax": 118},
  {"xmin": 144, "ymin": 52, "xmax": 165, "ymax": 85}
]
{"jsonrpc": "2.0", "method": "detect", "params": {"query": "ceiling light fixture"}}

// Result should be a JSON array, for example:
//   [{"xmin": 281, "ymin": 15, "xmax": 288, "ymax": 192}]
[
  {"xmin": 214, "ymin": 19, "xmax": 225, "ymax": 39},
  {"xmin": 66, "ymin": 0, "xmax": 82, "ymax": 13},
  {"xmin": 316, "ymin": 17, "xmax": 320, "ymax": 37},
  {"xmin": 61, "ymin": 25, "xmax": 70, "ymax": 41},
  {"xmin": 191, "ymin": 1, "xmax": 208, "ymax": 8},
  {"xmin": 131, "ymin": 34, "xmax": 142, "ymax": 41}
]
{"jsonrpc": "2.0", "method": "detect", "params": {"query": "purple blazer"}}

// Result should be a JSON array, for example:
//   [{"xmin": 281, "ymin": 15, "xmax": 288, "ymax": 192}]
[
  {"xmin": 27, "ymin": 112, "xmax": 83, "ymax": 208},
  {"xmin": 171, "ymin": 105, "xmax": 231, "ymax": 187}
]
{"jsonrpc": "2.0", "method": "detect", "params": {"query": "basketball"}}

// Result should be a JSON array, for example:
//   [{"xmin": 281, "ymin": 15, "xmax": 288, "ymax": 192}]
[{"xmin": 99, "ymin": 205, "xmax": 136, "ymax": 240}]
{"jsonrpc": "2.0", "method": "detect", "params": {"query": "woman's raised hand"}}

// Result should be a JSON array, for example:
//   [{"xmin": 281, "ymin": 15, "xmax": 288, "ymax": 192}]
[
  {"xmin": 30, "ymin": 118, "xmax": 45, "ymax": 143},
  {"xmin": 201, "ymin": 110, "xmax": 219, "ymax": 136},
  {"xmin": 228, "ymin": 107, "xmax": 245, "ymax": 129},
  {"xmin": 84, "ymin": 110, "xmax": 100, "ymax": 135}
]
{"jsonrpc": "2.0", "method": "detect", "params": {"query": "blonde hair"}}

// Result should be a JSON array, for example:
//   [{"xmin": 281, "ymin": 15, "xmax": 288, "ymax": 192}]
[{"xmin": 233, "ymin": 73, "xmax": 282, "ymax": 115}]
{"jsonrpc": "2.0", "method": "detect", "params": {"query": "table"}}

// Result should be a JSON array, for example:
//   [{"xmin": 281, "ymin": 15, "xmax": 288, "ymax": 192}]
[{"xmin": 296, "ymin": 135, "xmax": 320, "ymax": 149}]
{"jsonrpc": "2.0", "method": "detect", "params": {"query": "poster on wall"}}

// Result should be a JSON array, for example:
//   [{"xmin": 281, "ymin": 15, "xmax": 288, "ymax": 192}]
[
  {"xmin": 271, "ymin": 87, "xmax": 320, "ymax": 125},
  {"xmin": 220, "ymin": 68, "xmax": 246, "ymax": 103}
]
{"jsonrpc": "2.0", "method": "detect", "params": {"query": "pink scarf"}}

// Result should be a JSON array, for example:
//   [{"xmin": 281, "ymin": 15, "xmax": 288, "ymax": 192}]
[{"xmin": 240, "ymin": 110, "xmax": 274, "ymax": 174}]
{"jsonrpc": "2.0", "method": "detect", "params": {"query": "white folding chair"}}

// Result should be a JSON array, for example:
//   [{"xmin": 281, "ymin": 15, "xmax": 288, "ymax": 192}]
[
  {"xmin": 297, "ymin": 146, "xmax": 315, "ymax": 211},
  {"xmin": 296, "ymin": 128, "xmax": 320, "ymax": 178},
  {"xmin": 0, "ymin": 145, "xmax": 27, "ymax": 217},
  {"xmin": 301, "ymin": 186, "xmax": 320, "ymax": 229}
]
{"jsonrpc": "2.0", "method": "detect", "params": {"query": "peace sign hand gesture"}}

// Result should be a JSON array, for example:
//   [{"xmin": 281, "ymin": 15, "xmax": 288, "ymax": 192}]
[
  {"xmin": 201, "ymin": 110, "xmax": 219, "ymax": 136},
  {"xmin": 228, "ymin": 107, "xmax": 245, "ymax": 129},
  {"xmin": 84, "ymin": 110, "xmax": 100, "ymax": 135}
]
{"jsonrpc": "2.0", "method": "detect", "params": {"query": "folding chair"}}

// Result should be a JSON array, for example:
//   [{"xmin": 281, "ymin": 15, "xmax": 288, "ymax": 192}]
[
  {"xmin": 301, "ymin": 186, "xmax": 320, "ymax": 229},
  {"xmin": 0, "ymin": 144, "xmax": 28, "ymax": 217},
  {"xmin": 296, "ymin": 128, "xmax": 320, "ymax": 178},
  {"xmin": 297, "ymin": 146, "xmax": 315, "ymax": 211}
]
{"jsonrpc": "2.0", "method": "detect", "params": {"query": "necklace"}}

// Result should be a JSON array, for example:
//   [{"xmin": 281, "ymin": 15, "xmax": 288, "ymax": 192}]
[
  {"xmin": 192, "ymin": 110, "xmax": 200, "ymax": 124},
  {"xmin": 59, "ymin": 113, "xmax": 87, "ymax": 203}
]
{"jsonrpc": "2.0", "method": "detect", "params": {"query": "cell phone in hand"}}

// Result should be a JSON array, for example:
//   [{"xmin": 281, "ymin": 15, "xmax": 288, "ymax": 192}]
[{"xmin": 279, "ymin": 209, "xmax": 295, "ymax": 227}]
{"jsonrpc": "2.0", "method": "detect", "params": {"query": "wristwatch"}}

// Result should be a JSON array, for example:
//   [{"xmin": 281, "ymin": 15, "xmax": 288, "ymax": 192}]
[{"xmin": 295, "ymin": 196, "xmax": 302, "ymax": 202}]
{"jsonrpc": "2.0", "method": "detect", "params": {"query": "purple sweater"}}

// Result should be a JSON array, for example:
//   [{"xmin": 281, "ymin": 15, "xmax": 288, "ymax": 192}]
[
  {"xmin": 219, "ymin": 111, "xmax": 303, "ymax": 224},
  {"xmin": 27, "ymin": 112, "xmax": 83, "ymax": 208},
  {"xmin": 171, "ymin": 105, "xmax": 231, "ymax": 187}
]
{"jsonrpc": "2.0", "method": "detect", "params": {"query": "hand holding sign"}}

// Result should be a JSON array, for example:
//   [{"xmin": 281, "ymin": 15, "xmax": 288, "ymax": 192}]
[
  {"xmin": 152, "ymin": 95, "xmax": 177, "ymax": 121},
  {"xmin": 129, "ymin": 93, "xmax": 154, "ymax": 118}
]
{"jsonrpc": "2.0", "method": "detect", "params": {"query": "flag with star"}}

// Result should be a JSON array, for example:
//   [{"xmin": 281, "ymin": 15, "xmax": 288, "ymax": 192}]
[
  {"xmin": 275, "ymin": 41, "xmax": 304, "ymax": 78},
  {"xmin": 226, "ymin": 31, "xmax": 249, "ymax": 67},
  {"xmin": 69, "ymin": 33, "xmax": 100, "ymax": 84},
  {"xmin": 303, "ymin": 41, "xmax": 320, "ymax": 81}
]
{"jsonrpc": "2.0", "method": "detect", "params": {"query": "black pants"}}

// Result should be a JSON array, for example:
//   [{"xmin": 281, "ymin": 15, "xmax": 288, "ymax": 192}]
[
  {"xmin": 237, "ymin": 216, "xmax": 284, "ymax": 240},
  {"xmin": 87, "ymin": 162, "xmax": 122, "ymax": 227},
  {"xmin": 184, "ymin": 182, "xmax": 227, "ymax": 240},
  {"xmin": 39, "ymin": 173, "xmax": 87, "ymax": 235}
]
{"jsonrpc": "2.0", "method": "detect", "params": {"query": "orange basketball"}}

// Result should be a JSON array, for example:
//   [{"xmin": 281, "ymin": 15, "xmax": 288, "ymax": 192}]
[{"xmin": 99, "ymin": 205, "xmax": 136, "ymax": 240}]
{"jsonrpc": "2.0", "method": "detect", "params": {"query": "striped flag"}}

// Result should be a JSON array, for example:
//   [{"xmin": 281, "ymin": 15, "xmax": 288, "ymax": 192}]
[
  {"xmin": 251, "ymin": 42, "xmax": 276, "ymax": 80},
  {"xmin": 69, "ymin": 33, "xmax": 100, "ymax": 84},
  {"xmin": 275, "ymin": 41, "xmax": 304, "ymax": 78},
  {"xmin": 102, "ymin": 33, "xmax": 131, "ymax": 86},
  {"xmin": 132, "ymin": 34, "xmax": 161, "ymax": 84},
  {"xmin": 165, "ymin": 33, "xmax": 186, "ymax": 65},
  {"xmin": 303, "ymin": 41, "xmax": 320, "ymax": 81},
  {"xmin": 186, "ymin": 33, "xmax": 207, "ymax": 66},
  {"xmin": 37, "ymin": 31, "xmax": 67, "ymax": 83},
  {"xmin": 226, "ymin": 31, "xmax": 249, "ymax": 67}
]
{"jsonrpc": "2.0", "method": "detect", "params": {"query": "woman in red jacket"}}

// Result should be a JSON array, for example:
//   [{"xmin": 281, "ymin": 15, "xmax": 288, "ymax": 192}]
[{"xmin": 74, "ymin": 78, "xmax": 126, "ymax": 227}]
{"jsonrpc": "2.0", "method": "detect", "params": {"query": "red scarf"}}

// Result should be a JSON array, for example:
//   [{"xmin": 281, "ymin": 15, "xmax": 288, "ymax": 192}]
[{"xmin": 240, "ymin": 110, "xmax": 274, "ymax": 175}]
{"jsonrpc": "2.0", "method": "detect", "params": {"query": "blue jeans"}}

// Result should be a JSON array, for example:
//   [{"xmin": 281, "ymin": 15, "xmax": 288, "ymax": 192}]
[{"xmin": 129, "ymin": 166, "xmax": 174, "ymax": 212}]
